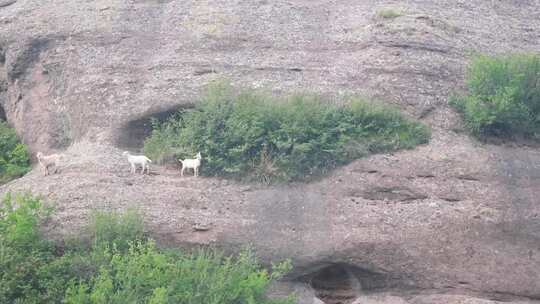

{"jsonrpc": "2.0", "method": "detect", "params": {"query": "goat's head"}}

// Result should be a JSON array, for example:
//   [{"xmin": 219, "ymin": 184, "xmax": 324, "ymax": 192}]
[
  {"xmin": 122, "ymin": 151, "xmax": 129, "ymax": 157},
  {"xmin": 36, "ymin": 152, "xmax": 43, "ymax": 159},
  {"xmin": 196, "ymin": 152, "xmax": 202, "ymax": 160}
]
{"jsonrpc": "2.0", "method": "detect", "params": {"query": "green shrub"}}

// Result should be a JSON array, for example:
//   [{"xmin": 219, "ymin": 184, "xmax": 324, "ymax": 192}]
[
  {"xmin": 143, "ymin": 114, "xmax": 186, "ymax": 165},
  {"xmin": 0, "ymin": 193, "xmax": 294, "ymax": 304},
  {"xmin": 450, "ymin": 53, "xmax": 540, "ymax": 138},
  {"xmin": 0, "ymin": 193, "xmax": 55, "ymax": 303},
  {"xmin": 0, "ymin": 120, "xmax": 30, "ymax": 183},
  {"xmin": 65, "ymin": 244, "xmax": 292, "ymax": 304},
  {"xmin": 87, "ymin": 209, "xmax": 145, "ymax": 251},
  {"xmin": 144, "ymin": 82, "xmax": 430, "ymax": 182}
]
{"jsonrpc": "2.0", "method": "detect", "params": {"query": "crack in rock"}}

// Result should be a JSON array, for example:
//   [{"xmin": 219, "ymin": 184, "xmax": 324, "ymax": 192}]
[
  {"xmin": 0, "ymin": 0, "xmax": 16, "ymax": 8},
  {"xmin": 362, "ymin": 186, "xmax": 428, "ymax": 202}
]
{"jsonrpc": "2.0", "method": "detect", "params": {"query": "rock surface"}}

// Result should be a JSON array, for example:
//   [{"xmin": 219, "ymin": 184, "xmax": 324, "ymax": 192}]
[{"xmin": 1, "ymin": 1, "xmax": 540, "ymax": 303}]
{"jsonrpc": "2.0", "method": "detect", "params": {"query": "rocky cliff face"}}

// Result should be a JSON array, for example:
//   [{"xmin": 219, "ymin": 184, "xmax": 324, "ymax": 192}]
[{"xmin": 1, "ymin": 1, "xmax": 540, "ymax": 303}]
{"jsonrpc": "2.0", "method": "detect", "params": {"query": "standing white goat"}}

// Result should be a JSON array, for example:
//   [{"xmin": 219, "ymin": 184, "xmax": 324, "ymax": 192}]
[
  {"xmin": 178, "ymin": 152, "xmax": 202, "ymax": 177},
  {"xmin": 36, "ymin": 152, "xmax": 61, "ymax": 176},
  {"xmin": 123, "ymin": 151, "xmax": 152, "ymax": 174}
]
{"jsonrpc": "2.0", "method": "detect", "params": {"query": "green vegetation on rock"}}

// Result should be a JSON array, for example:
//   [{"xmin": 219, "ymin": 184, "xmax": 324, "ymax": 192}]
[
  {"xmin": 0, "ymin": 193, "xmax": 293, "ymax": 304},
  {"xmin": 0, "ymin": 120, "xmax": 30, "ymax": 184},
  {"xmin": 450, "ymin": 53, "xmax": 540, "ymax": 139},
  {"xmin": 144, "ymin": 82, "xmax": 430, "ymax": 182},
  {"xmin": 377, "ymin": 8, "xmax": 403, "ymax": 19}
]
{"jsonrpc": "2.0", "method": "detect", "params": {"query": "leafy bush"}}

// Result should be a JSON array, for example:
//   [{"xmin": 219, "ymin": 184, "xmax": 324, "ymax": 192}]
[
  {"xmin": 87, "ymin": 209, "xmax": 145, "ymax": 251},
  {"xmin": 0, "ymin": 193, "xmax": 56, "ymax": 303},
  {"xmin": 0, "ymin": 120, "xmax": 30, "ymax": 183},
  {"xmin": 0, "ymin": 193, "xmax": 293, "ymax": 304},
  {"xmin": 65, "ymin": 244, "xmax": 292, "ymax": 304},
  {"xmin": 450, "ymin": 53, "xmax": 540, "ymax": 138},
  {"xmin": 144, "ymin": 82, "xmax": 430, "ymax": 182}
]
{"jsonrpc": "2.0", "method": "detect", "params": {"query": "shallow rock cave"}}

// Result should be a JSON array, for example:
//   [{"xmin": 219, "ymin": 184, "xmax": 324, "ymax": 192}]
[
  {"xmin": 310, "ymin": 265, "xmax": 358, "ymax": 304},
  {"xmin": 115, "ymin": 106, "xmax": 186, "ymax": 151},
  {"xmin": 298, "ymin": 263, "xmax": 391, "ymax": 304},
  {"xmin": 305, "ymin": 264, "xmax": 358, "ymax": 304}
]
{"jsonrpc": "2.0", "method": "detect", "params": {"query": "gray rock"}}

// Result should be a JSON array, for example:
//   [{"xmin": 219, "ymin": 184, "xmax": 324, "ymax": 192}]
[{"xmin": 1, "ymin": 1, "xmax": 540, "ymax": 303}]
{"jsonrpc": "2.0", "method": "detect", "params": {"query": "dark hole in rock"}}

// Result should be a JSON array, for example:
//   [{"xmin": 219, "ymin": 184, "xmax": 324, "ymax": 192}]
[
  {"xmin": 299, "ymin": 263, "xmax": 391, "ymax": 304},
  {"xmin": 308, "ymin": 264, "xmax": 360, "ymax": 304},
  {"xmin": 115, "ymin": 106, "xmax": 188, "ymax": 151}
]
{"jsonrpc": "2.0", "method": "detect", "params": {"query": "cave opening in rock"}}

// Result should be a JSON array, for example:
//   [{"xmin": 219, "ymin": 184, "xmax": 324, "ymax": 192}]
[
  {"xmin": 303, "ymin": 263, "xmax": 390, "ymax": 304},
  {"xmin": 309, "ymin": 264, "xmax": 360, "ymax": 304},
  {"xmin": 115, "ymin": 106, "xmax": 186, "ymax": 150}
]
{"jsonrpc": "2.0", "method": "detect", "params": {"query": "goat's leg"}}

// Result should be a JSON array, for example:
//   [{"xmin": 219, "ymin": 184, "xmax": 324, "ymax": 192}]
[
  {"xmin": 181, "ymin": 167, "xmax": 185, "ymax": 177},
  {"xmin": 146, "ymin": 163, "xmax": 150, "ymax": 174},
  {"xmin": 140, "ymin": 163, "xmax": 145, "ymax": 175},
  {"xmin": 131, "ymin": 163, "xmax": 135, "ymax": 174},
  {"xmin": 195, "ymin": 166, "xmax": 199, "ymax": 177}
]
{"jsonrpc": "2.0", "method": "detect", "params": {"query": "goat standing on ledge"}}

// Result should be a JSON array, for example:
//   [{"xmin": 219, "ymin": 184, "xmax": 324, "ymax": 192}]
[
  {"xmin": 123, "ymin": 151, "xmax": 152, "ymax": 174},
  {"xmin": 179, "ymin": 152, "xmax": 202, "ymax": 177},
  {"xmin": 36, "ymin": 152, "xmax": 61, "ymax": 176}
]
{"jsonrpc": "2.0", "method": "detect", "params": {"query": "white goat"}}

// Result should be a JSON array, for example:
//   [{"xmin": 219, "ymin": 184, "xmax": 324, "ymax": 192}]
[
  {"xmin": 123, "ymin": 151, "xmax": 152, "ymax": 174},
  {"xmin": 36, "ymin": 152, "xmax": 61, "ymax": 176},
  {"xmin": 178, "ymin": 152, "xmax": 202, "ymax": 177}
]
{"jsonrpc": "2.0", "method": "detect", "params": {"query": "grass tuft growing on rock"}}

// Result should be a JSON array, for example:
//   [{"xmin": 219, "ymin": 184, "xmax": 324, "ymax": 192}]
[
  {"xmin": 450, "ymin": 53, "xmax": 540, "ymax": 139},
  {"xmin": 0, "ymin": 120, "xmax": 30, "ymax": 184},
  {"xmin": 0, "ymin": 192, "xmax": 293, "ymax": 304},
  {"xmin": 144, "ymin": 82, "xmax": 430, "ymax": 183},
  {"xmin": 377, "ymin": 8, "xmax": 403, "ymax": 19}
]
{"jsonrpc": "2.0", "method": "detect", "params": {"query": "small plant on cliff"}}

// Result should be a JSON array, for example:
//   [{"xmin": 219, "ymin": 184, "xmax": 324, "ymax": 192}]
[
  {"xmin": 144, "ymin": 81, "xmax": 430, "ymax": 182},
  {"xmin": 450, "ymin": 53, "xmax": 540, "ymax": 139},
  {"xmin": 377, "ymin": 8, "xmax": 403, "ymax": 19},
  {"xmin": 0, "ymin": 192, "xmax": 294, "ymax": 304},
  {"xmin": 0, "ymin": 120, "xmax": 30, "ymax": 184}
]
